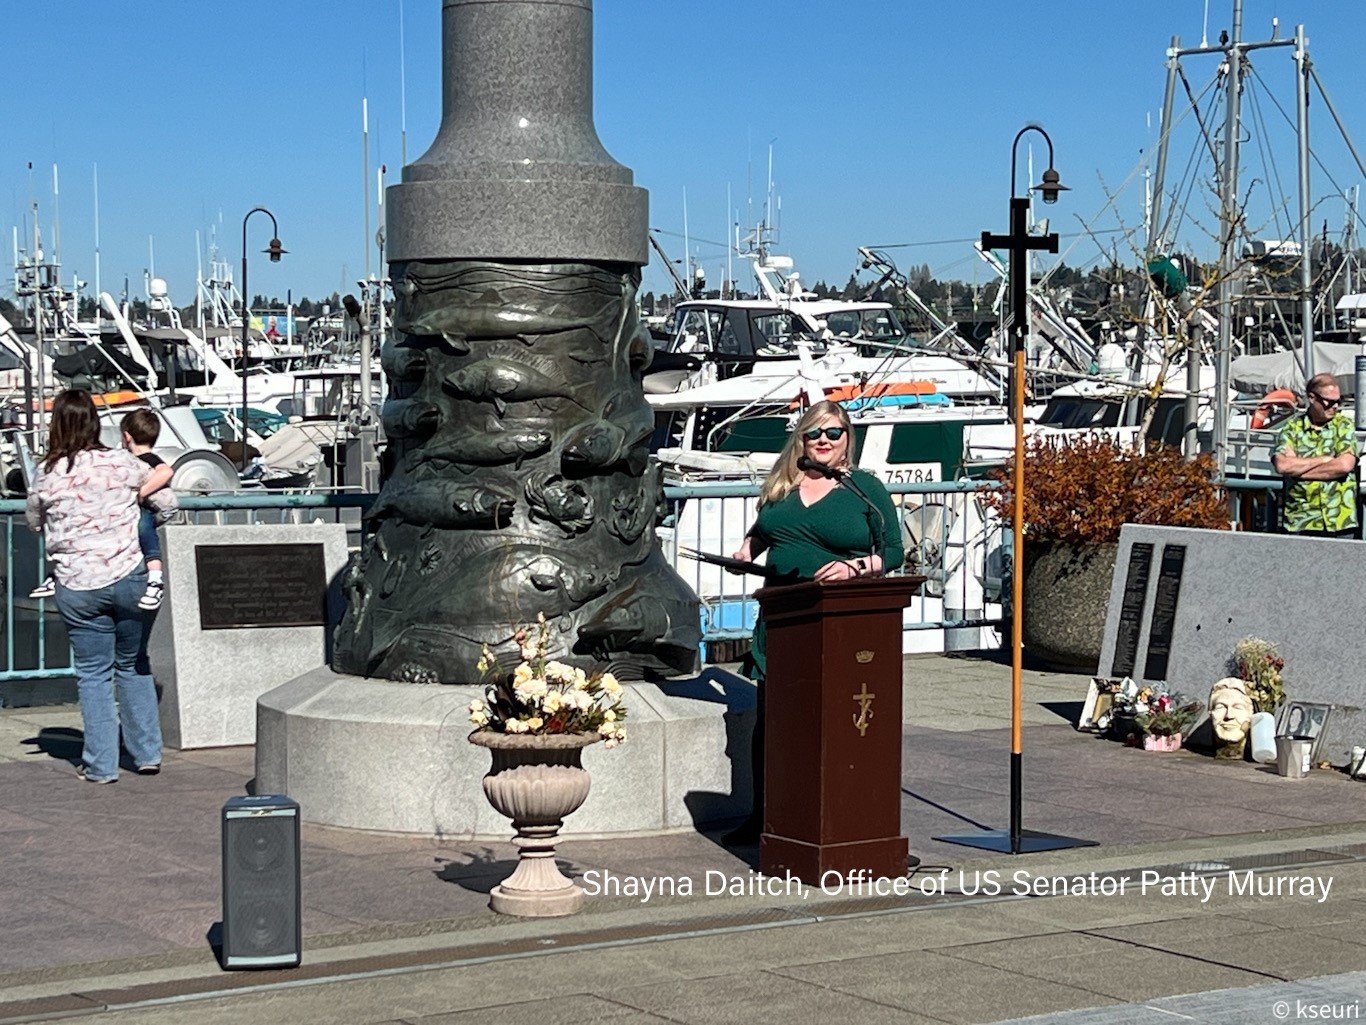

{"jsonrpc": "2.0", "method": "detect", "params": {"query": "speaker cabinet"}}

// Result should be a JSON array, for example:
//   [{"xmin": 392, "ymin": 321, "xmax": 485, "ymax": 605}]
[{"xmin": 221, "ymin": 795, "xmax": 302, "ymax": 969}]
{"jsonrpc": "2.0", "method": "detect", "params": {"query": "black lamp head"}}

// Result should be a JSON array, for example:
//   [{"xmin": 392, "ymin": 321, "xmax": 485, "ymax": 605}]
[
  {"xmin": 264, "ymin": 237, "xmax": 287, "ymax": 262},
  {"xmin": 1036, "ymin": 168, "xmax": 1069, "ymax": 206}
]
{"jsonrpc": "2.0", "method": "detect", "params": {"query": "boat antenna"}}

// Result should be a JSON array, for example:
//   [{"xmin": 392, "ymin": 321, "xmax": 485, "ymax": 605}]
[
  {"xmin": 362, "ymin": 90, "xmax": 371, "ymax": 294},
  {"xmin": 399, "ymin": 0, "xmax": 408, "ymax": 166},
  {"xmin": 725, "ymin": 181, "xmax": 732, "ymax": 299},
  {"xmin": 682, "ymin": 187, "xmax": 690, "ymax": 296},
  {"xmin": 1201, "ymin": 0, "xmax": 1209, "ymax": 48},
  {"xmin": 51, "ymin": 164, "xmax": 60, "ymax": 273},
  {"xmin": 765, "ymin": 142, "xmax": 774, "ymax": 242},
  {"xmin": 93, "ymin": 163, "xmax": 101, "ymax": 326}
]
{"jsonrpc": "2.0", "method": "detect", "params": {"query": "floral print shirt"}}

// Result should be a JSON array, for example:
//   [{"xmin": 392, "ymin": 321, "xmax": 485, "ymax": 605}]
[
  {"xmin": 1276, "ymin": 412, "xmax": 1360, "ymax": 533},
  {"xmin": 25, "ymin": 449, "xmax": 151, "ymax": 590}
]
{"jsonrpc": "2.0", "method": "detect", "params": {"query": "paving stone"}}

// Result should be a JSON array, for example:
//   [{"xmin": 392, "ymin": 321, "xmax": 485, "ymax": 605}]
[
  {"xmin": 773, "ymin": 948, "xmax": 1117, "ymax": 1024},
  {"xmin": 402, "ymin": 994, "xmax": 666, "ymax": 1025},
  {"xmin": 933, "ymin": 929, "xmax": 1269, "ymax": 1001},
  {"xmin": 614, "ymin": 969, "xmax": 948, "ymax": 1025}
]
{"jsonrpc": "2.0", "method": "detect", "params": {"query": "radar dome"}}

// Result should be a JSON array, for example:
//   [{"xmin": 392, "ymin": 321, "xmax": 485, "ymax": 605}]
[{"xmin": 149, "ymin": 278, "xmax": 169, "ymax": 299}]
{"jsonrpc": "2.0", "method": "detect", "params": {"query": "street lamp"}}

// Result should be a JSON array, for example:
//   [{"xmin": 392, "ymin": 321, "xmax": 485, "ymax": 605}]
[
  {"xmin": 938, "ymin": 125, "xmax": 1092, "ymax": 856},
  {"xmin": 241, "ymin": 207, "xmax": 286, "ymax": 471}
]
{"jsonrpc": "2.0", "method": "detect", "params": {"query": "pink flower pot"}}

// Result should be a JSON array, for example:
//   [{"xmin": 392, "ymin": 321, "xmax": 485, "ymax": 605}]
[{"xmin": 1143, "ymin": 733, "xmax": 1182, "ymax": 753}]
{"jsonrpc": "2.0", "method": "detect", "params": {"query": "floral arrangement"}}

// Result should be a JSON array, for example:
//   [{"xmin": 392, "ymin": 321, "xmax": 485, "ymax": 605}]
[
  {"xmin": 1231, "ymin": 636, "xmax": 1285, "ymax": 713},
  {"xmin": 468, "ymin": 613, "xmax": 628, "ymax": 746},
  {"xmin": 1098, "ymin": 678, "xmax": 1200, "ymax": 741},
  {"xmin": 1136, "ymin": 693, "xmax": 1204, "ymax": 738},
  {"xmin": 984, "ymin": 435, "xmax": 1229, "ymax": 544}
]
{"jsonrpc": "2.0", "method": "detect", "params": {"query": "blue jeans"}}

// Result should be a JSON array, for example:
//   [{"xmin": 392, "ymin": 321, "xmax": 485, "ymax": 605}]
[
  {"xmin": 138, "ymin": 508, "xmax": 161, "ymax": 563},
  {"xmin": 54, "ymin": 569, "xmax": 162, "ymax": 780}
]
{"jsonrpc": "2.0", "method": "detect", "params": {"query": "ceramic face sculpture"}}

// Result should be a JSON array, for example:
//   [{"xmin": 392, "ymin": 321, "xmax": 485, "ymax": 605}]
[{"xmin": 1209, "ymin": 677, "xmax": 1254, "ymax": 757}]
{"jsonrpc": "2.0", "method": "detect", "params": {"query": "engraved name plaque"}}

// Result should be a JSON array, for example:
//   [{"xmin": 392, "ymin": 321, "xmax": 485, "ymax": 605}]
[
  {"xmin": 1142, "ymin": 544, "xmax": 1187, "ymax": 681},
  {"xmin": 1110, "ymin": 542, "xmax": 1154, "ymax": 677},
  {"xmin": 195, "ymin": 544, "xmax": 327, "ymax": 630}
]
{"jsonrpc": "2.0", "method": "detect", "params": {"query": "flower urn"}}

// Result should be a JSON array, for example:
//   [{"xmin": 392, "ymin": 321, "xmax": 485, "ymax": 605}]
[{"xmin": 469, "ymin": 730, "xmax": 599, "ymax": 917}]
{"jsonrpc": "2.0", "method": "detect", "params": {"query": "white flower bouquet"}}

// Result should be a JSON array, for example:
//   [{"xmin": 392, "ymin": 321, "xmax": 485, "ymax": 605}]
[{"xmin": 469, "ymin": 613, "xmax": 628, "ymax": 747}]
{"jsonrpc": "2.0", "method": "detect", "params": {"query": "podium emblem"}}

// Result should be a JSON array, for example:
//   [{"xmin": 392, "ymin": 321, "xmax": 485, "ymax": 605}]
[
  {"xmin": 852, "ymin": 683, "xmax": 875, "ymax": 736},
  {"xmin": 855, "ymin": 650, "xmax": 875, "ymax": 664}
]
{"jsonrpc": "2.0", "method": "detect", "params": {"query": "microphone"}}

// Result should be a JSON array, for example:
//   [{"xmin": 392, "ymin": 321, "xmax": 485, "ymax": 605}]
[
  {"xmin": 796, "ymin": 455, "xmax": 845, "ymax": 480},
  {"xmin": 796, "ymin": 457, "xmax": 884, "ymax": 573}
]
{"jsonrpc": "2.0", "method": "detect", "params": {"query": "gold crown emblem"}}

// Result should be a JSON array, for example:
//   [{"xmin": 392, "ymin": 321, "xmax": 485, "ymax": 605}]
[{"xmin": 855, "ymin": 650, "xmax": 875, "ymax": 664}]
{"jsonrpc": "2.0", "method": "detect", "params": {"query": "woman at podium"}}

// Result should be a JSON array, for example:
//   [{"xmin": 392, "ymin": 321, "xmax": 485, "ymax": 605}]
[{"xmin": 724, "ymin": 400, "xmax": 903, "ymax": 841}]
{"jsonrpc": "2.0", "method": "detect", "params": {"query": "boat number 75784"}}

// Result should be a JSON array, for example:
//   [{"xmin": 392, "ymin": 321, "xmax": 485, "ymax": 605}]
[{"xmin": 880, "ymin": 464, "xmax": 941, "ymax": 485}]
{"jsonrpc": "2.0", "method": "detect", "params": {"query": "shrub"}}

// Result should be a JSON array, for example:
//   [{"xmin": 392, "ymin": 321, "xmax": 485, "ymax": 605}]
[{"xmin": 985, "ymin": 435, "xmax": 1230, "ymax": 544}]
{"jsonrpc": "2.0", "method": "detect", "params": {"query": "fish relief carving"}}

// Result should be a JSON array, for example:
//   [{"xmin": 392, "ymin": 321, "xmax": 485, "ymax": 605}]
[
  {"xmin": 367, "ymin": 480, "xmax": 515, "ymax": 529},
  {"xmin": 443, "ymin": 358, "xmax": 578, "ymax": 417}
]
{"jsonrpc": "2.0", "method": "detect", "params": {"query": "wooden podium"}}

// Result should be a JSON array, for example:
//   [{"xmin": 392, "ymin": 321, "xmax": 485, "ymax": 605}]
[{"xmin": 755, "ymin": 575, "xmax": 924, "ymax": 884}]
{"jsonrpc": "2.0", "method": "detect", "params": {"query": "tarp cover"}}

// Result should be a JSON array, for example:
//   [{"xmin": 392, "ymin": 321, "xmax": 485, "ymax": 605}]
[
  {"xmin": 51, "ymin": 345, "xmax": 148, "ymax": 382},
  {"xmin": 1230, "ymin": 342, "xmax": 1366, "ymax": 396}
]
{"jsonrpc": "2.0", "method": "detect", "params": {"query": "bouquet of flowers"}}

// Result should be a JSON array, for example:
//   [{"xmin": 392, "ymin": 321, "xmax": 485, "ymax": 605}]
[
  {"xmin": 1135, "ymin": 691, "xmax": 1204, "ymax": 738},
  {"xmin": 1106, "ymin": 677, "xmax": 1151, "ymax": 718},
  {"xmin": 1232, "ymin": 636, "xmax": 1285, "ymax": 713},
  {"xmin": 469, "ymin": 613, "xmax": 628, "ymax": 747}
]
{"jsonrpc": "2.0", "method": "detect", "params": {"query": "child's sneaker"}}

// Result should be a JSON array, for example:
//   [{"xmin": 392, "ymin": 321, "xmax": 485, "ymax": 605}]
[
  {"xmin": 138, "ymin": 580, "xmax": 164, "ymax": 611},
  {"xmin": 28, "ymin": 576, "xmax": 55, "ymax": 600}
]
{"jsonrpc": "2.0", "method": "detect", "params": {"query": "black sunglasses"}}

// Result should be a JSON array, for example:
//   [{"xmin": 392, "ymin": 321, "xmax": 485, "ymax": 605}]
[
  {"xmin": 1311, "ymin": 392, "xmax": 1343, "ymax": 408},
  {"xmin": 802, "ymin": 426, "xmax": 848, "ymax": 441}
]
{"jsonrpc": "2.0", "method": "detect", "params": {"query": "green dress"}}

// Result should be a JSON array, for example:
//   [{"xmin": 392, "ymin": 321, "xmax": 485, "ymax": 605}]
[{"xmin": 745, "ymin": 469, "xmax": 905, "ymax": 678}]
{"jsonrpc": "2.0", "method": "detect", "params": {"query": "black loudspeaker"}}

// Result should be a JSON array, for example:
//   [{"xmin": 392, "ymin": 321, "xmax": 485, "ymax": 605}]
[{"xmin": 221, "ymin": 795, "xmax": 302, "ymax": 969}]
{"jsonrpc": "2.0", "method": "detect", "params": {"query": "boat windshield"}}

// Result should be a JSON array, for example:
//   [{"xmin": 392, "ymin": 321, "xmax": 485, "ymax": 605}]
[
  {"xmin": 820, "ymin": 309, "xmax": 908, "ymax": 346},
  {"xmin": 1037, "ymin": 396, "xmax": 1123, "ymax": 429},
  {"xmin": 750, "ymin": 312, "xmax": 818, "ymax": 353}
]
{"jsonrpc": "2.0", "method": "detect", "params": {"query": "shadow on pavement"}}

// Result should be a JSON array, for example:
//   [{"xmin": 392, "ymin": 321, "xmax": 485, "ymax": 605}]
[
  {"xmin": 21, "ymin": 726, "xmax": 83, "ymax": 765},
  {"xmin": 902, "ymin": 787, "xmax": 995, "ymax": 832},
  {"xmin": 1039, "ymin": 699, "xmax": 1084, "ymax": 726}
]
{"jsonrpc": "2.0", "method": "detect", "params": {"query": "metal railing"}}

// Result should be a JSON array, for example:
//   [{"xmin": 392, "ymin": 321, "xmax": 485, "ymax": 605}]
[
  {"xmin": 0, "ymin": 492, "xmax": 375, "ymax": 688},
  {"xmin": 3, "ymin": 476, "xmax": 1346, "ymax": 688},
  {"xmin": 661, "ymin": 479, "xmax": 1008, "ymax": 652}
]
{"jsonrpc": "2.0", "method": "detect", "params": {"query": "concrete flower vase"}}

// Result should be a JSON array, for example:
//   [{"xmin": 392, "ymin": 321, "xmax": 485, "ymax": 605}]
[{"xmin": 469, "ymin": 731, "xmax": 599, "ymax": 917}]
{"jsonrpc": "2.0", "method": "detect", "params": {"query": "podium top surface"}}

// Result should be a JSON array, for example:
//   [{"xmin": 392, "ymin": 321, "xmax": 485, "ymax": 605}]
[{"xmin": 754, "ymin": 574, "xmax": 925, "ymax": 615}]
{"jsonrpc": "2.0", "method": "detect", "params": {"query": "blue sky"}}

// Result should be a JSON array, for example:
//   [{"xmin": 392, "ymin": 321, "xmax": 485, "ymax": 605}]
[{"xmin": 4, "ymin": 1, "xmax": 1363, "ymax": 308}]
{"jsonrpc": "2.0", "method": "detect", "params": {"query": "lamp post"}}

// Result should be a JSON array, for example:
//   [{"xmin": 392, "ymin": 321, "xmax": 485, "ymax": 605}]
[
  {"xmin": 240, "ymin": 207, "xmax": 285, "ymax": 471},
  {"xmin": 938, "ymin": 124, "xmax": 1093, "ymax": 856}
]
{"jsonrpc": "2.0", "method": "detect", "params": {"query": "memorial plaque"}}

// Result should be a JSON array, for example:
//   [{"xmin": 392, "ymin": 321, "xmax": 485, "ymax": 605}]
[
  {"xmin": 1142, "ymin": 544, "xmax": 1186, "ymax": 681},
  {"xmin": 1110, "ymin": 542, "xmax": 1154, "ymax": 677},
  {"xmin": 195, "ymin": 544, "xmax": 327, "ymax": 630}
]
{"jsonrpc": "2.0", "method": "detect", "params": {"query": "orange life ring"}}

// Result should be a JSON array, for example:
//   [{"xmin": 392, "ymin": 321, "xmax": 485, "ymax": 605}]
[{"xmin": 1251, "ymin": 388, "xmax": 1297, "ymax": 429}]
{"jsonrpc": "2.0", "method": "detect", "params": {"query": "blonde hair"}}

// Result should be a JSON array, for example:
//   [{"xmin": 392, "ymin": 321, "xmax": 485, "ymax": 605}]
[{"xmin": 758, "ymin": 400, "xmax": 853, "ymax": 507}]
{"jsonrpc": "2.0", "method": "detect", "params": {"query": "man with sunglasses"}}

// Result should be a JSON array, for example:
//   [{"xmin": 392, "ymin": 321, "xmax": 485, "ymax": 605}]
[{"xmin": 1272, "ymin": 373, "xmax": 1359, "ymax": 538}]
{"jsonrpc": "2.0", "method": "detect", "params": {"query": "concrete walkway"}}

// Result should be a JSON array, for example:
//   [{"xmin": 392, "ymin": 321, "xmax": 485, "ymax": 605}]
[{"xmin": 3, "ymin": 652, "xmax": 1366, "ymax": 1024}]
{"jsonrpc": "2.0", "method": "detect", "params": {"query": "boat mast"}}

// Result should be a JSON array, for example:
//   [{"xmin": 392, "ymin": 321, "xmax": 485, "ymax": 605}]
[
  {"xmin": 1151, "ymin": 35, "xmax": 1199, "ymax": 453},
  {"xmin": 1294, "ymin": 22, "xmax": 1314, "ymax": 375},
  {"xmin": 1214, "ymin": 0, "xmax": 1244, "ymax": 473}
]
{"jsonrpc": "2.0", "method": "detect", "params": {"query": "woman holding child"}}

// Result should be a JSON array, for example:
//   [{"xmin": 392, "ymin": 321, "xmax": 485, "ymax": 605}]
[{"xmin": 25, "ymin": 390, "xmax": 164, "ymax": 783}]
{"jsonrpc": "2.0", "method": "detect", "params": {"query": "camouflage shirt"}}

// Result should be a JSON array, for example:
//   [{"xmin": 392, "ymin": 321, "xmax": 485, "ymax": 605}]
[{"xmin": 1276, "ymin": 412, "xmax": 1359, "ymax": 533}]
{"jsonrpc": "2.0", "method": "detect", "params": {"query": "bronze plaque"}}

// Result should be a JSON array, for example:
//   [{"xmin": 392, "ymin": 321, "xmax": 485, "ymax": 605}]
[
  {"xmin": 1110, "ymin": 542, "xmax": 1154, "ymax": 677},
  {"xmin": 1142, "ymin": 544, "xmax": 1186, "ymax": 681},
  {"xmin": 195, "ymin": 544, "xmax": 327, "ymax": 630}
]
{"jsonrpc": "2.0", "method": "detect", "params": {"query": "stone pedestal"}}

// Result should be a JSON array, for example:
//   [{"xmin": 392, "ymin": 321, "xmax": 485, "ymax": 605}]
[
  {"xmin": 255, "ymin": 667, "xmax": 755, "ymax": 837},
  {"xmin": 149, "ymin": 524, "xmax": 349, "ymax": 749}
]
